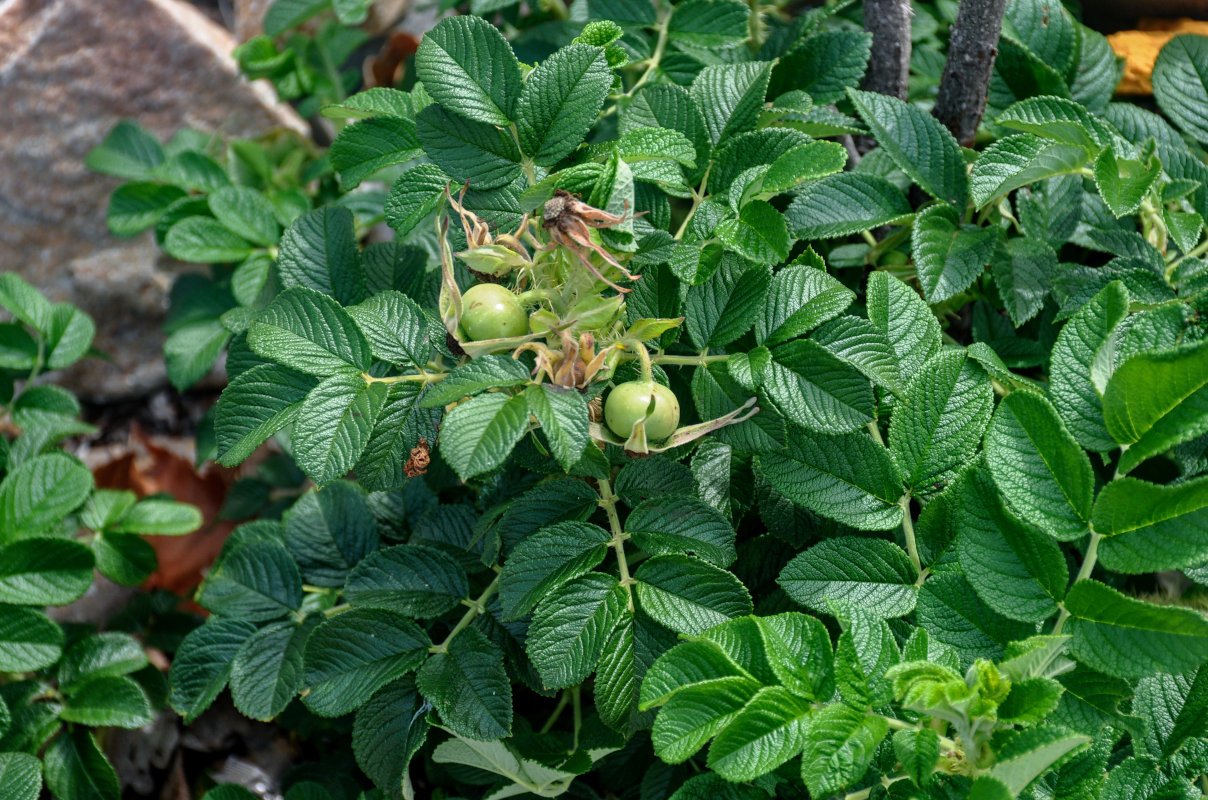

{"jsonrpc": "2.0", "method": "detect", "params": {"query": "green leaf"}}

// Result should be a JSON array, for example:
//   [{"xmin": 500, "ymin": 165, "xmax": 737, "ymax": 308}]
[
  {"xmin": 112, "ymin": 498, "xmax": 202, "ymax": 535},
  {"xmin": 247, "ymin": 287, "xmax": 372, "ymax": 376},
  {"xmin": 229, "ymin": 620, "xmax": 313, "ymax": 721},
  {"xmin": 770, "ymin": 30, "xmax": 871, "ymax": 105},
  {"xmin": 786, "ymin": 174, "xmax": 911, "ymax": 239},
  {"xmin": 0, "ymin": 275, "xmax": 50, "ymax": 334},
  {"xmin": 917, "ymin": 573, "xmax": 1033, "ymax": 664},
  {"xmin": 626, "ymin": 496, "xmax": 736, "ymax": 567},
  {"xmin": 755, "ymin": 612, "xmax": 833, "ymax": 702},
  {"xmin": 91, "ymin": 533, "xmax": 156, "ymax": 586},
  {"xmin": 692, "ymin": 364, "xmax": 785, "ymax": 454},
  {"xmin": 1050, "ymin": 281, "xmax": 1129, "ymax": 452},
  {"xmin": 1152, "ymin": 34, "xmax": 1208, "ymax": 146},
  {"xmin": 755, "ymin": 259, "xmax": 853, "ymax": 347},
  {"xmin": 59, "ymin": 676, "xmax": 153, "ymax": 729},
  {"xmin": 779, "ymin": 538, "xmax": 918, "ymax": 619},
  {"xmin": 384, "ymin": 164, "xmax": 451, "ymax": 238},
  {"xmin": 1095, "ymin": 476, "xmax": 1208, "ymax": 573},
  {"xmin": 595, "ymin": 608, "xmax": 670, "ymax": 735},
  {"xmin": 346, "ymin": 543, "xmax": 469, "ymax": 618},
  {"xmin": 799, "ymin": 703, "xmax": 888, "ymax": 797},
  {"xmin": 86, "ymin": 120, "xmax": 164, "ymax": 179},
  {"xmin": 969, "ymin": 134, "xmax": 1090, "ymax": 208},
  {"xmin": 651, "ymin": 677, "xmax": 759, "ymax": 762},
  {"xmin": 757, "ymin": 427, "xmax": 903, "ymax": 530},
  {"xmin": 58, "ymin": 632, "xmax": 149, "ymax": 692},
  {"xmin": 0, "ymin": 452, "xmax": 93, "ymax": 541},
  {"xmin": 758, "ymin": 140, "xmax": 848, "ymax": 196},
  {"xmin": 0, "ymin": 538, "xmax": 93, "ymax": 605},
  {"xmin": 416, "ymin": 104, "xmax": 522, "ymax": 190},
  {"xmin": 353, "ymin": 677, "xmax": 428, "ymax": 799},
  {"xmin": 525, "ymin": 384, "xmax": 590, "ymax": 472},
  {"xmin": 197, "ymin": 540, "xmax": 303, "ymax": 621},
  {"xmin": 667, "ymin": 0, "xmax": 749, "ymax": 47},
  {"xmin": 623, "ymin": 85, "xmax": 711, "ymax": 175},
  {"xmin": 165, "ymin": 321, "xmax": 230, "ymax": 391},
  {"xmin": 439, "ymin": 392, "xmax": 529, "ymax": 481},
  {"xmin": 685, "ymin": 256, "xmax": 769, "ymax": 350},
  {"xmin": 330, "ymin": 117, "xmax": 423, "ymax": 189},
  {"xmin": 848, "ymin": 89, "xmax": 968, "ymax": 207},
  {"xmin": 169, "ymin": 619, "xmax": 257, "ymax": 722},
  {"xmin": 348, "ymin": 291, "xmax": 429, "ymax": 368},
  {"xmin": 528, "ymin": 573, "xmax": 626, "ymax": 689},
  {"xmin": 1103, "ymin": 339, "xmax": 1208, "ymax": 475},
  {"xmin": 691, "ymin": 62, "xmax": 774, "ymax": 145},
  {"xmin": 763, "ymin": 339, "xmax": 875, "ymax": 434},
  {"xmin": 414, "ymin": 15, "xmax": 520, "ymax": 126},
  {"xmin": 354, "ymin": 382, "xmax": 440, "ymax": 492},
  {"xmin": 264, "ymin": 0, "xmax": 330, "ymax": 35},
  {"xmin": 894, "ymin": 728, "xmax": 940, "ymax": 788},
  {"xmin": 1065, "ymin": 580, "xmax": 1208, "ymax": 678},
  {"xmin": 276, "ymin": 207, "xmax": 366, "ymax": 306},
  {"xmin": 0, "ymin": 753, "xmax": 41, "ymax": 800},
  {"xmin": 517, "ymin": 44, "xmax": 612, "ymax": 166},
  {"xmin": 420, "ymin": 356, "xmax": 531, "ymax": 407},
  {"xmin": 1093, "ymin": 146, "xmax": 1161, "ymax": 218},
  {"xmin": 0, "ymin": 605, "xmax": 64, "ymax": 671},
  {"xmin": 707, "ymin": 686, "xmax": 811, "ymax": 781},
  {"xmin": 889, "ymin": 350, "xmax": 994, "ymax": 492},
  {"xmin": 284, "ymin": 482, "xmax": 379, "ymax": 588},
  {"xmin": 164, "ymin": 217, "xmax": 254, "ymax": 263},
  {"xmin": 991, "ymin": 726, "xmax": 1090, "ymax": 794},
  {"xmin": 995, "ymin": 237, "xmax": 1057, "ymax": 326},
  {"xmin": 417, "ymin": 627, "xmax": 512, "ymax": 740},
  {"xmin": 500, "ymin": 520, "xmax": 610, "ymax": 619},
  {"xmin": 716, "ymin": 202, "xmax": 790, "ymax": 266},
  {"xmin": 635, "ymin": 554, "xmax": 752, "ymax": 635},
  {"xmin": 0, "ymin": 323, "xmax": 37, "ymax": 371},
  {"xmin": 43, "ymin": 730, "xmax": 119, "ymax": 800},
  {"xmin": 321, "ymin": 87, "xmax": 413, "ymax": 120},
  {"xmin": 208, "ymin": 186, "xmax": 281, "ymax": 247},
  {"xmin": 106, "ymin": 182, "xmax": 186, "ymax": 236},
  {"xmin": 292, "ymin": 373, "xmax": 387, "ymax": 486},
  {"xmin": 985, "ymin": 391, "xmax": 1094, "ymax": 540},
  {"xmin": 997, "ymin": 96, "xmax": 1112, "ymax": 151},
  {"xmin": 302, "ymin": 608, "xmax": 430, "ymax": 717},
  {"xmin": 956, "ymin": 469, "xmax": 1068, "ymax": 622},
  {"xmin": 911, "ymin": 204, "xmax": 999, "ymax": 303},
  {"xmin": 216, "ymin": 364, "xmax": 316, "ymax": 467}
]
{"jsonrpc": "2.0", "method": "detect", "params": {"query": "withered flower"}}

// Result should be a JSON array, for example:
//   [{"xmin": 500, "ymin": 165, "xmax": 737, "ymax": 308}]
[
  {"xmin": 541, "ymin": 190, "xmax": 643, "ymax": 292},
  {"xmin": 448, "ymin": 185, "xmax": 531, "ymax": 277},
  {"xmin": 514, "ymin": 329, "xmax": 615, "ymax": 390}
]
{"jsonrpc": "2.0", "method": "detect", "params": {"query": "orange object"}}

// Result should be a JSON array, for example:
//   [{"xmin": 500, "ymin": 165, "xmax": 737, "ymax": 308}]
[{"xmin": 1108, "ymin": 18, "xmax": 1208, "ymax": 95}]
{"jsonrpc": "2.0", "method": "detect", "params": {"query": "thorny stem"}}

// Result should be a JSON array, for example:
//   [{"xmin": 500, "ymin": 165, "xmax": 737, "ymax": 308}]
[
  {"xmin": 627, "ymin": 340, "xmax": 655, "ymax": 383},
  {"xmin": 598, "ymin": 475, "xmax": 635, "ymax": 612},
  {"xmin": 431, "ymin": 574, "xmax": 501, "ymax": 653}
]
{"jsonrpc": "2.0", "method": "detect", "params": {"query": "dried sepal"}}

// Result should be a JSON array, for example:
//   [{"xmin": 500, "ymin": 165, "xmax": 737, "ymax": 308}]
[{"xmin": 589, "ymin": 396, "xmax": 760, "ymax": 455}]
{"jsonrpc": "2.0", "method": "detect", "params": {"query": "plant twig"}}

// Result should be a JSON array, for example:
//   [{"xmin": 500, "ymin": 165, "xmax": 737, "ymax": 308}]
[{"xmin": 932, "ymin": 0, "xmax": 1009, "ymax": 146}]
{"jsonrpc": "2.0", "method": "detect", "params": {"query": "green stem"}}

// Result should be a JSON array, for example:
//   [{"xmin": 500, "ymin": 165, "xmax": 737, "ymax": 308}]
[
  {"xmin": 866, "ymin": 420, "xmax": 884, "ymax": 447},
  {"xmin": 1053, "ymin": 530, "xmax": 1101, "ymax": 634},
  {"xmin": 539, "ymin": 691, "xmax": 571, "ymax": 734},
  {"xmin": 650, "ymin": 352, "xmax": 730, "ymax": 367},
  {"xmin": 571, "ymin": 685, "xmax": 583, "ymax": 752},
  {"xmin": 598, "ymin": 476, "xmax": 635, "ymax": 612},
  {"xmin": 899, "ymin": 495, "xmax": 921, "ymax": 576},
  {"xmin": 624, "ymin": 12, "xmax": 670, "ymax": 98},
  {"xmin": 363, "ymin": 372, "xmax": 446, "ymax": 385},
  {"xmin": 674, "ymin": 163, "xmax": 712, "ymax": 240},
  {"xmin": 323, "ymin": 603, "xmax": 352, "ymax": 618},
  {"xmin": 627, "ymin": 340, "xmax": 654, "ymax": 383},
  {"xmin": 431, "ymin": 575, "xmax": 501, "ymax": 653},
  {"xmin": 1166, "ymin": 236, "xmax": 1208, "ymax": 283}
]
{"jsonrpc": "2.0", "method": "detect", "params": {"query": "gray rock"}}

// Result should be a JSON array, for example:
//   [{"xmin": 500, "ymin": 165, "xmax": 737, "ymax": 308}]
[{"xmin": 0, "ymin": 0, "xmax": 306, "ymax": 401}]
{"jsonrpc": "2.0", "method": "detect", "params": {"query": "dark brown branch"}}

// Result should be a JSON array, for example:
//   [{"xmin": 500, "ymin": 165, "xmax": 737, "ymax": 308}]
[
  {"xmin": 932, "ymin": 0, "xmax": 1009, "ymax": 147},
  {"xmin": 861, "ymin": 0, "xmax": 913, "ymax": 101}
]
